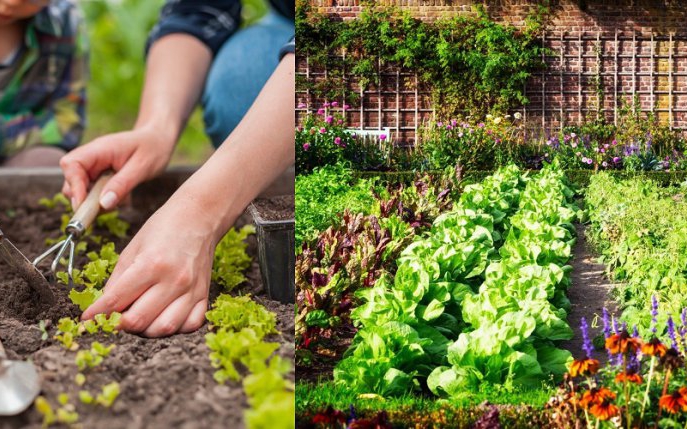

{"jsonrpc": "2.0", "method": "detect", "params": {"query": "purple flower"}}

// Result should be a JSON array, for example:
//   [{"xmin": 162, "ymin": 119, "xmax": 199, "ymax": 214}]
[
  {"xmin": 437, "ymin": 122, "xmax": 443, "ymax": 127},
  {"xmin": 477, "ymin": 122, "xmax": 485, "ymax": 128},
  {"xmin": 600, "ymin": 148, "xmax": 605, "ymax": 153},
  {"xmin": 613, "ymin": 156, "xmax": 621, "ymax": 163},
  {"xmin": 302, "ymin": 143, "xmax": 311, "ymax": 151},
  {"xmin": 451, "ymin": 119, "xmax": 457, "ymax": 127},
  {"xmin": 319, "ymin": 127, "xmax": 326, "ymax": 134},
  {"xmin": 446, "ymin": 125, "xmax": 453, "ymax": 130},
  {"xmin": 379, "ymin": 134, "xmax": 387, "ymax": 141},
  {"xmin": 317, "ymin": 108, "xmax": 325, "ymax": 115},
  {"xmin": 495, "ymin": 138, "xmax": 502, "ymax": 144},
  {"xmin": 602, "ymin": 308, "xmax": 612, "ymax": 338},
  {"xmin": 580, "ymin": 317, "xmax": 594, "ymax": 359},
  {"xmin": 331, "ymin": 101, "xmax": 339, "ymax": 107},
  {"xmin": 586, "ymin": 158, "xmax": 593, "ymax": 165},
  {"xmin": 325, "ymin": 116, "xmax": 334, "ymax": 124},
  {"xmin": 334, "ymin": 137, "xmax": 341, "ymax": 145},
  {"xmin": 651, "ymin": 295, "xmax": 659, "ymax": 334},
  {"xmin": 668, "ymin": 316, "xmax": 678, "ymax": 349}
]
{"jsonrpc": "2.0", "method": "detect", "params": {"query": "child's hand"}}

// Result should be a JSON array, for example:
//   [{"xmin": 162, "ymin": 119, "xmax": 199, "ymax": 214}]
[{"xmin": 60, "ymin": 126, "xmax": 176, "ymax": 210}]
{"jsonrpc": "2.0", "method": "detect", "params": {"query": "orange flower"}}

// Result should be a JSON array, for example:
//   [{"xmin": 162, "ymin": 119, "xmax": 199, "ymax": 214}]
[
  {"xmin": 589, "ymin": 400, "xmax": 620, "ymax": 420},
  {"xmin": 659, "ymin": 388, "xmax": 687, "ymax": 414},
  {"xmin": 615, "ymin": 370, "xmax": 643, "ymax": 384},
  {"xmin": 569, "ymin": 358, "xmax": 600, "ymax": 377},
  {"xmin": 642, "ymin": 337, "xmax": 668, "ymax": 357},
  {"xmin": 579, "ymin": 388, "xmax": 616, "ymax": 409},
  {"xmin": 606, "ymin": 331, "xmax": 642, "ymax": 355}
]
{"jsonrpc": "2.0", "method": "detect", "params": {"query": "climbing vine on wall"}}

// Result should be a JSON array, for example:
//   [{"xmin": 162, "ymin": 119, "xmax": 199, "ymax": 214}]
[{"xmin": 296, "ymin": 0, "xmax": 550, "ymax": 118}]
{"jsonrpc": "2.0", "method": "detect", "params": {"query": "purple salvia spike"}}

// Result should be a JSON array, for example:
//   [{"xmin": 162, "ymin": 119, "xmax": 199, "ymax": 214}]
[
  {"xmin": 580, "ymin": 317, "xmax": 594, "ymax": 359},
  {"xmin": 612, "ymin": 316, "xmax": 619, "ymax": 334},
  {"xmin": 681, "ymin": 308, "xmax": 687, "ymax": 335},
  {"xmin": 651, "ymin": 296, "xmax": 659, "ymax": 334},
  {"xmin": 602, "ymin": 308, "xmax": 611, "ymax": 338},
  {"xmin": 633, "ymin": 325, "xmax": 639, "ymax": 337},
  {"xmin": 668, "ymin": 317, "xmax": 678, "ymax": 350}
]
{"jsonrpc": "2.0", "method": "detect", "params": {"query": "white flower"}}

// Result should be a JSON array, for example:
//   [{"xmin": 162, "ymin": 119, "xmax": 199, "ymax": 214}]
[
  {"xmin": 514, "ymin": 112, "xmax": 522, "ymax": 120},
  {"xmin": 494, "ymin": 117, "xmax": 502, "ymax": 124},
  {"xmin": 486, "ymin": 114, "xmax": 493, "ymax": 120}
]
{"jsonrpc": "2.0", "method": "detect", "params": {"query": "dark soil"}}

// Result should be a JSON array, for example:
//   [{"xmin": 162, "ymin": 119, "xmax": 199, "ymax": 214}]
[
  {"xmin": 561, "ymin": 223, "xmax": 619, "ymax": 362},
  {"xmin": 252, "ymin": 196, "xmax": 294, "ymax": 221},
  {"xmin": 0, "ymin": 192, "xmax": 294, "ymax": 429}
]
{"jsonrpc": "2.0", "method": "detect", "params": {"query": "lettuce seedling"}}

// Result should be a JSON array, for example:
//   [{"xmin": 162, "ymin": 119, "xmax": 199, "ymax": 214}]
[
  {"xmin": 75, "ymin": 342, "xmax": 115, "ymax": 371},
  {"xmin": 206, "ymin": 294, "xmax": 277, "ymax": 338},
  {"xmin": 38, "ymin": 193, "xmax": 70, "ymax": 210},
  {"xmin": 212, "ymin": 225, "xmax": 255, "ymax": 290},
  {"xmin": 95, "ymin": 382, "xmax": 120, "ymax": 407},
  {"xmin": 96, "ymin": 211, "xmax": 130, "ymax": 238}
]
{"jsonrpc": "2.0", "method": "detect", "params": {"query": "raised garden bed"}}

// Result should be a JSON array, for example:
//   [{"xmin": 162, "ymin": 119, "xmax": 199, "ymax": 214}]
[{"xmin": 0, "ymin": 168, "xmax": 294, "ymax": 428}]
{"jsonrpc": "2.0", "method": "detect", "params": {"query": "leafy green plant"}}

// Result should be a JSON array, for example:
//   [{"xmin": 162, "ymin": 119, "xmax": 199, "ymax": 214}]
[
  {"xmin": 35, "ymin": 395, "xmax": 79, "ymax": 427},
  {"xmin": 75, "ymin": 342, "xmax": 115, "ymax": 371},
  {"xmin": 212, "ymin": 225, "xmax": 255, "ymax": 291},
  {"xmin": 295, "ymin": 163, "xmax": 377, "ymax": 247},
  {"xmin": 54, "ymin": 313, "xmax": 121, "ymax": 350},
  {"xmin": 334, "ymin": 164, "xmax": 581, "ymax": 396},
  {"xmin": 58, "ymin": 242, "xmax": 120, "ymax": 310}
]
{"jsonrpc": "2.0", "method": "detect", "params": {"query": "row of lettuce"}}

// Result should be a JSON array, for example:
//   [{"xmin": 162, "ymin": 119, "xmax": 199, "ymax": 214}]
[{"xmin": 296, "ymin": 162, "xmax": 588, "ymax": 396}]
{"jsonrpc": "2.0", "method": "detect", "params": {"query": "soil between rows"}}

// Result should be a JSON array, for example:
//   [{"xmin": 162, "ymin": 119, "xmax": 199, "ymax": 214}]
[{"xmin": 0, "ymin": 195, "xmax": 294, "ymax": 429}]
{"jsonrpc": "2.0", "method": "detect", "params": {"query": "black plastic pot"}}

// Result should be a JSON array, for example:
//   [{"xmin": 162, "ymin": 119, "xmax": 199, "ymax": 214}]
[{"xmin": 248, "ymin": 202, "xmax": 295, "ymax": 304}]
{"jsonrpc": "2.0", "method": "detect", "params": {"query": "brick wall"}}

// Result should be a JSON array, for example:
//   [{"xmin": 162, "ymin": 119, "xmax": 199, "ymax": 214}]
[{"xmin": 297, "ymin": 0, "xmax": 687, "ymax": 145}]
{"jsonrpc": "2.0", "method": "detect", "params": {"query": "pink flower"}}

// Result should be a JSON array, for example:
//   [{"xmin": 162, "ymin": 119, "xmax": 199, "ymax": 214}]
[
  {"xmin": 487, "ymin": 129, "xmax": 493, "ymax": 135},
  {"xmin": 331, "ymin": 101, "xmax": 339, "ymax": 107},
  {"xmin": 323, "ymin": 102, "xmax": 331, "ymax": 107},
  {"xmin": 317, "ymin": 108, "xmax": 325, "ymax": 115},
  {"xmin": 303, "ymin": 143, "xmax": 311, "ymax": 151},
  {"xmin": 600, "ymin": 148, "xmax": 605, "ymax": 153},
  {"xmin": 495, "ymin": 138, "xmax": 502, "ymax": 144},
  {"xmin": 380, "ymin": 134, "xmax": 387, "ymax": 141},
  {"xmin": 604, "ymin": 143, "xmax": 610, "ymax": 149},
  {"xmin": 298, "ymin": 103, "xmax": 306, "ymax": 108},
  {"xmin": 343, "ymin": 104, "xmax": 350, "ymax": 111},
  {"xmin": 451, "ymin": 119, "xmax": 457, "ymax": 126},
  {"xmin": 325, "ymin": 116, "xmax": 333, "ymax": 124},
  {"xmin": 319, "ymin": 127, "xmax": 326, "ymax": 134},
  {"xmin": 478, "ymin": 123, "xmax": 485, "ymax": 128},
  {"xmin": 613, "ymin": 156, "xmax": 621, "ymax": 163},
  {"xmin": 571, "ymin": 142, "xmax": 578, "ymax": 148},
  {"xmin": 334, "ymin": 137, "xmax": 341, "ymax": 145},
  {"xmin": 337, "ymin": 119, "xmax": 343, "ymax": 125},
  {"xmin": 587, "ymin": 158, "xmax": 593, "ymax": 165},
  {"xmin": 437, "ymin": 122, "xmax": 443, "ymax": 127},
  {"xmin": 612, "ymin": 139, "xmax": 617, "ymax": 145},
  {"xmin": 458, "ymin": 132, "xmax": 463, "ymax": 138},
  {"xmin": 602, "ymin": 161, "xmax": 608, "ymax": 167},
  {"xmin": 446, "ymin": 125, "xmax": 453, "ymax": 130},
  {"xmin": 571, "ymin": 132, "xmax": 577, "ymax": 138}
]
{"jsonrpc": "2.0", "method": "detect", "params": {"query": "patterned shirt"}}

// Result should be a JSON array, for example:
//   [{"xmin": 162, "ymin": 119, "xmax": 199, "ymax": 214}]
[{"xmin": 0, "ymin": 0, "xmax": 88, "ymax": 158}]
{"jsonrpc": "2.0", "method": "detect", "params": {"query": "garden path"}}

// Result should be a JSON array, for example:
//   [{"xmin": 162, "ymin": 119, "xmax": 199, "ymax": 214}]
[{"xmin": 561, "ymin": 223, "xmax": 619, "ymax": 363}]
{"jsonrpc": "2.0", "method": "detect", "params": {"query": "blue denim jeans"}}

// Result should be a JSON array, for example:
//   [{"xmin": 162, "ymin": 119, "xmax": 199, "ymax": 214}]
[{"xmin": 201, "ymin": 11, "xmax": 294, "ymax": 147}]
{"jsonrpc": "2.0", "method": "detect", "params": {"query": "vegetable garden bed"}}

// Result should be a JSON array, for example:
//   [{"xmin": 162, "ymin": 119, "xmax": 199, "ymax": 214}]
[{"xmin": 0, "ymin": 169, "xmax": 294, "ymax": 429}]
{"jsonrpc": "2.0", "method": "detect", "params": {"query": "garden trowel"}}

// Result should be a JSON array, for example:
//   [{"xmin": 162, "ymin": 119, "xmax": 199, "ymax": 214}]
[
  {"xmin": 0, "ymin": 338, "xmax": 40, "ymax": 416},
  {"xmin": 0, "ymin": 228, "xmax": 55, "ymax": 307}
]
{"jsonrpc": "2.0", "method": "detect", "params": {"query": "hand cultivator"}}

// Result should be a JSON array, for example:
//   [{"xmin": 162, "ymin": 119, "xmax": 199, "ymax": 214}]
[{"xmin": 0, "ymin": 173, "xmax": 112, "ymax": 306}]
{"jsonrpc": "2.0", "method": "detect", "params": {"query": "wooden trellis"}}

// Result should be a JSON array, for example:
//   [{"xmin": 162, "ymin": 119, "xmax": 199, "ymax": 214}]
[{"xmin": 296, "ymin": 30, "xmax": 687, "ymax": 145}]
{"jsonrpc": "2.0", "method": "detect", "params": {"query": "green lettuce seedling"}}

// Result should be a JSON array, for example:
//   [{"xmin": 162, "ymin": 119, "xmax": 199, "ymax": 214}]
[
  {"xmin": 75, "ymin": 342, "xmax": 115, "ymax": 371},
  {"xmin": 96, "ymin": 211, "xmax": 130, "ymax": 238},
  {"xmin": 212, "ymin": 225, "xmax": 255, "ymax": 290}
]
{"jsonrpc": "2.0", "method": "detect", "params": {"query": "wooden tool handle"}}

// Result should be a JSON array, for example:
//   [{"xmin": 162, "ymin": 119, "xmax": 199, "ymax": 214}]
[{"xmin": 69, "ymin": 172, "xmax": 113, "ymax": 233}]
